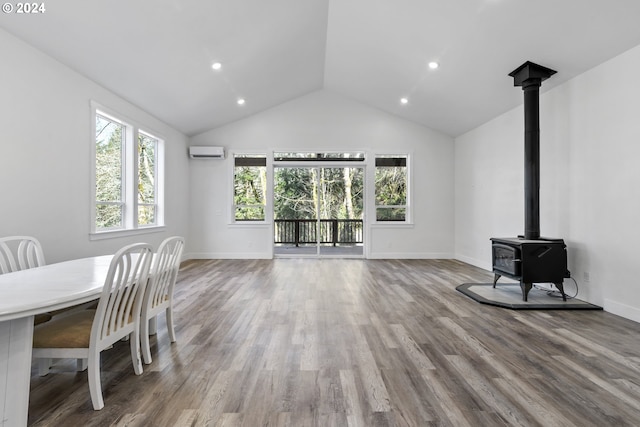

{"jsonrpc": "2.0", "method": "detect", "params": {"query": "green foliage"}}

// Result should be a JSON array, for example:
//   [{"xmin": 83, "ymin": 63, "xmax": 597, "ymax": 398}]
[
  {"xmin": 233, "ymin": 158, "xmax": 405, "ymax": 223},
  {"xmin": 375, "ymin": 165, "xmax": 407, "ymax": 221},
  {"xmin": 138, "ymin": 133, "xmax": 156, "ymax": 225},
  {"xmin": 234, "ymin": 165, "xmax": 267, "ymax": 220},
  {"xmin": 95, "ymin": 115, "xmax": 158, "ymax": 229},
  {"xmin": 274, "ymin": 168, "xmax": 316, "ymax": 220},
  {"xmin": 234, "ymin": 166, "xmax": 264, "ymax": 205},
  {"xmin": 375, "ymin": 166, "xmax": 406, "ymax": 205},
  {"xmin": 95, "ymin": 115, "xmax": 123, "ymax": 229},
  {"xmin": 138, "ymin": 134, "xmax": 156, "ymax": 203},
  {"xmin": 273, "ymin": 167, "xmax": 363, "ymax": 220},
  {"xmin": 235, "ymin": 206, "xmax": 265, "ymax": 221},
  {"xmin": 376, "ymin": 207, "xmax": 406, "ymax": 221}
]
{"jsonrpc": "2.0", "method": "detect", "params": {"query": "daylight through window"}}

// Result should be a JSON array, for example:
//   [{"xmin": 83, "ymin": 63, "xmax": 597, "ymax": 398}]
[
  {"xmin": 375, "ymin": 156, "xmax": 408, "ymax": 222},
  {"xmin": 138, "ymin": 132, "xmax": 158, "ymax": 226},
  {"xmin": 93, "ymin": 107, "xmax": 164, "ymax": 234},
  {"xmin": 234, "ymin": 154, "xmax": 267, "ymax": 221}
]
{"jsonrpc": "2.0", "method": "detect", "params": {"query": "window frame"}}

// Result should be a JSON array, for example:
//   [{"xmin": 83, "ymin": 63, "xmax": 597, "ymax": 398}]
[
  {"xmin": 90, "ymin": 101, "xmax": 165, "ymax": 239},
  {"xmin": 230, "ymin": 151, "xmax": 271, "ymax": 225},
  {"xmin": 372, "ymin": 153, "xmax": 412, "ymax": 225},
  {"xmin": 137, "ymin": 130, "xmax": 160, "ymax": 228}
]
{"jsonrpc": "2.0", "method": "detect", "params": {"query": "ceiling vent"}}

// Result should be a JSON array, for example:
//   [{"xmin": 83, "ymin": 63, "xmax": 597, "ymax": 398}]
[{"xmin": 189, "ymin": 146, "xmax": 225, "ymax": 159}]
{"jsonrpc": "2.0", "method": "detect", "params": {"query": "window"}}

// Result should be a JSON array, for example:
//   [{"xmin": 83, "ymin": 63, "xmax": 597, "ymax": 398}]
[
  {"xmin": 137, "ymin": 132, "xmax": 158, "ymax": 226},
  {"xmin": 94, "ymin": 113, "xmax": 124, "ymax": 229},
  {"xmin": 375, "ymin": 155, "xmax": 408, "ymax": 222},
  {"xmin": 233, "ymin": 154, "xmax": 267, "ymax": 221},
  {"xmin": 92, "ymin": 104, "xmax": 164, "ymax": 235}
]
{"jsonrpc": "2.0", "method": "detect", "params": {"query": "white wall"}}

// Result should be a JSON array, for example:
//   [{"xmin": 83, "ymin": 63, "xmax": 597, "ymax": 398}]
[
  {"xmin": 188, "ymin": 90, "xmax": 454, "ymax": 259},
  {"xmin": 0, "ymin": 29, "xmax": 190, "ymax": 263},
  {"xmin": 455, "ymin": 43, "xmax": 640, "ymax": 320}
]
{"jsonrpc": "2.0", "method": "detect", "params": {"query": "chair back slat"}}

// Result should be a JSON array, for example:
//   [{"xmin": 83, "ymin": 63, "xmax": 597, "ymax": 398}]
[
  {"xmin": 140, "ymin": 236, "xmax": 184, "ymax": 364},
  {"xmin": 0, "ymin": 236, "xmax": 46, "ymax": 274},
  {"xmin": 149, "ymin": 237, "xmax": 184, "ymax": 309},
  {"xmin": 93, "ymin": 243, "xmax": 153, "ymax": 343}
]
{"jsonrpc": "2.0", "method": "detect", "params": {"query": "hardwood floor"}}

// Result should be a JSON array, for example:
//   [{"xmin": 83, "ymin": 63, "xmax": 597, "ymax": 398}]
[{"xmin": 28, "ymin": 259, "xmax": 640, "ymax": 426}]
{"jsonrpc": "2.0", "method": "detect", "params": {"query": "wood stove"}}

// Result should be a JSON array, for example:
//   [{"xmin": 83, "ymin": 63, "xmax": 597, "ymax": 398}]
[
  {"xmin": 491, "ymin": 62, "xmax": 570, "ymax": 301},
  {"xmin": 491, "ymin": 237, "xmax": 569, "ymax": 301}
]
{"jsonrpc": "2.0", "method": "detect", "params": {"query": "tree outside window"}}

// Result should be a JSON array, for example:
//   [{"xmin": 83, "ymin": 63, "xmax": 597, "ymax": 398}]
[
  {"xmin": 93, "ymin": 106, "xmax": 163, "ymax": 234},
  {"xmin": 375, "ymin": 156, "xmax": 408, "ymax": 221},
  {"xmin": 138, "ymin": 133, "xmax": 157, "ymax": 226},
  {"xmin": 234, "ymin": 155, "xmax": 267, "ymax": 221},
  {"xmin": 95, "ymin": 114, "xmax": 124, "ymax": 229}
]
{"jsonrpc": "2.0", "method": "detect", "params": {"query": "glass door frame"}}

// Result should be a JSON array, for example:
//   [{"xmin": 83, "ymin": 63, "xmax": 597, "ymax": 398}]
[{"xmin": 272, "ymin": 160, "xmax": 366, "ymax": 259}]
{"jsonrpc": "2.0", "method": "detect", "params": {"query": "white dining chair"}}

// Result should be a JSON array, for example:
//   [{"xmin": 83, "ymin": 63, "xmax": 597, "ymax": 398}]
[
  {"xmin": 32, "ymin": 242, "xmax": 153, "ymax": 410},
  {"xmin": 0, "ymin": 236, "xmax": 54, "ymax": 326},
  {"xmin": 0, "ymin": 235, "xmax": 46, "ymax": 274},
  {"xmin": 140, "ymin": 236, "xmax": 184, "ymax": 364}
]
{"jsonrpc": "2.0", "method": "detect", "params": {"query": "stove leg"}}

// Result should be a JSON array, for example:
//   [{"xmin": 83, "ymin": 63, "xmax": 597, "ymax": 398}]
[
  {"xmin": 554, "ymin": 282, "xmax": 567, "ymax": 301},
  {"xmin": 520, "ymin": 282, "xmax": 532, "ymax": 301},
  {"xmin": 493, "ymin": 274, "xmax": 501, "ymax": 288}
]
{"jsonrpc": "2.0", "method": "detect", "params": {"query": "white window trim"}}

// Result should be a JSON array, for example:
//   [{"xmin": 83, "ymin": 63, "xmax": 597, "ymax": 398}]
[
  {"xmin": 90, "ymin": 101, "xmax": 165, "ymax": 240},
  {"xmin": 229, "ymin": 151, "xmax": 271, "ymax": 226},
  {"xmin": 370, "ymin": 152, "xmax": 413, "ymax": 226},
  {"xmin": 137, "ymin": 129, "xmax": 165, "ymax": 229},
  {"xmin": 90, "ymin": 225, "xmax": 167, "ymax": 241}
]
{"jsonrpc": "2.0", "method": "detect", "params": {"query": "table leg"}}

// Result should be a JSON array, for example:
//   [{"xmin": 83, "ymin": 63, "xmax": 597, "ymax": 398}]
[{"xmin": 1, "ymin": 316, "xmax": 34, "ymax": 427}]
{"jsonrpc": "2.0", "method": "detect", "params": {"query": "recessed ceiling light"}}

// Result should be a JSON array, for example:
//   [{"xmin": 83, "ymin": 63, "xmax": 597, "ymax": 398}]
[
  {"xmin": 400, "ymin": 97, "xmax": 409, "ymax": 105},
  {"xmin": 212, "ymin": 62, "xmax": 222, "ymax": 70},
  {"xmin": 428, "ymin": 61, "xmax": 439, "ymax": 70},
  {"xmin": 237, "ymin": 98, "xmax": 245, "ymax": 105}
]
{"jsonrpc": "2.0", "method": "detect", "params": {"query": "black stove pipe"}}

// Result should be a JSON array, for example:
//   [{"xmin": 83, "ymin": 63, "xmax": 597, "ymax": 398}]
[
  {"xmin": 509, "ymin": 62, "xmax": 556, "ymax": 240},
  {"xmin": 523, "ymin": 83, "xmax": 541, "ymax": 240}
]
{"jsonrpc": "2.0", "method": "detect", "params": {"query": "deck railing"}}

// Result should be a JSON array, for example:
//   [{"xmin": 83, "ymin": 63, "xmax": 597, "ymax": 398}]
[{"xmin": 274, "ymin": 219, "xmax": 363, "ymax": 246}]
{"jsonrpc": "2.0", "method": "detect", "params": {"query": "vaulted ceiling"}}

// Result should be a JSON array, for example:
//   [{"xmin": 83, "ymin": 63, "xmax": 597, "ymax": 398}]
[{"xmin": 2, "ymin": 0, "xmax": 640, "ymax": 137}]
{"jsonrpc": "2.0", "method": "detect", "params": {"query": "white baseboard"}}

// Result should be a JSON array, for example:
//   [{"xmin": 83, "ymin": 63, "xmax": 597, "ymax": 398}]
[
  {"xmin": 185, "ymin": 251, "xmax": 454, "ymax": 260},
  {"xmin": 183, "ymin": 252, "xmax": 272, "ymax": 260},
  {"xmin": 604, "ymin": 299, "xmax": 640, "ymax": 323},
  {"xmin": 367, "ymin": 252, "xmax": 453, "ymax": 259},
  {"xmin": 455, "ymin": 254, "xmax": 492, "ymax": 271}
]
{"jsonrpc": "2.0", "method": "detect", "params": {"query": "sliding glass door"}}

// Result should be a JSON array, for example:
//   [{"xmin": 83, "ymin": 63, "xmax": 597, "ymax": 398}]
[
  {"xmin": 273, "ymin": 166, "xmax": 318, "ymax": 256},
  {"xmin": 273, "ymin": 166, "xmax": 364, "ymax": 257}
]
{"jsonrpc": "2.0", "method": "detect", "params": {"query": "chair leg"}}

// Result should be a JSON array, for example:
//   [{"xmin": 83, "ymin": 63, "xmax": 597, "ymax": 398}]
[
  {"xmin": 130, "ymin": 330, "xmax": 143, "ymax": 375},
  {"xmin": 148, "ymin": 316, "xmax": 158, "ymax": 335},
  {"xmin": 141, "ymin": 314, "xmax": 152, "ymax": 365},
  {"xmin": 38, "ymin": 358, "xmax": 51, "ymax": 376},
  {"xmin": 166, "ymin": 306, "xmax": 177, "ymax": 343},
  {"xmin": 87, "ymin": 350, "xmax": 104, "ymax": 410}
]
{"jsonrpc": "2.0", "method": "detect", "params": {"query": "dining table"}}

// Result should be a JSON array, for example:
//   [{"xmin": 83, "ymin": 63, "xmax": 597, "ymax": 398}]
[{"xmin": 0, "ymin": 255, "xmax": 112, "ymax": 427}]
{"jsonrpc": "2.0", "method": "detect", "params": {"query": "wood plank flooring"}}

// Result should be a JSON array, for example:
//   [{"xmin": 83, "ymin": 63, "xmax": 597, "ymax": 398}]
[{"xmin": 28, "ymin": 259, "xmax": 640, "ymax": 426}]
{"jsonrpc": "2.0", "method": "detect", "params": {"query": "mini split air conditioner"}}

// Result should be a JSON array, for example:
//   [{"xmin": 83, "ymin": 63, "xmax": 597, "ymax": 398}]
[{"xmin": 189, "ymin": 146, "xmax": 225, "ymax": 159}]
